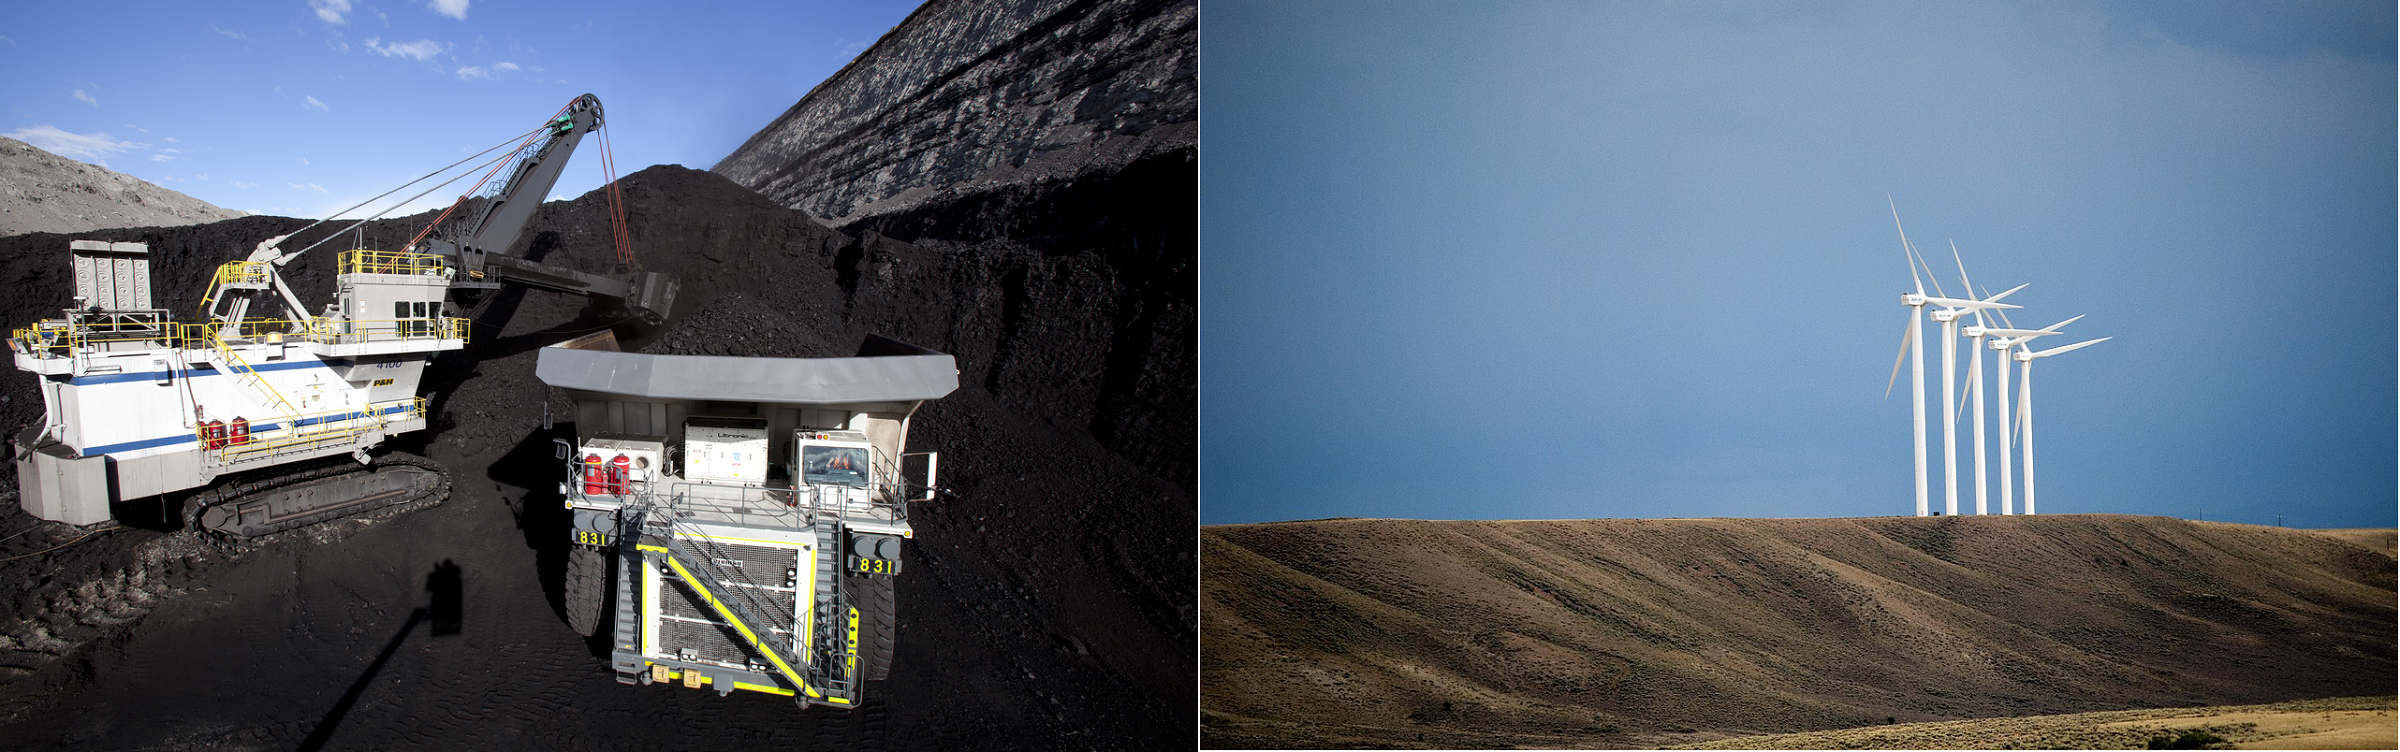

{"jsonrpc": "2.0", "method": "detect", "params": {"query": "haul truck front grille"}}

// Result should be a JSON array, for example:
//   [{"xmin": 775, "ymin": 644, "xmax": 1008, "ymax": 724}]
[
  {"xmin": 660, "ymin": 578, "xmax": 798, "ymax": 624},
  {"xmin": 649, "ymin": 536, "xmax": 803, "ymax": 672},
  {"xmin": 659, "ymin": 616, "xmax": 786, "ymax": 667}
]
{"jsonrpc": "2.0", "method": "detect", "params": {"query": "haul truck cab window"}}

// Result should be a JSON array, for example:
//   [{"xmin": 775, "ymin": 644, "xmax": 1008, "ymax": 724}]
[{"xmin": 803, "ymin": 446, "xmax": 870, "ymax": 487}]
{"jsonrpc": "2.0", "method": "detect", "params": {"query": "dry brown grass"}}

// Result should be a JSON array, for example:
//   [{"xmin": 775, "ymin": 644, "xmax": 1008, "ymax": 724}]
[
  {"xmin": 1201, "ymin": 515, "xmax": 2395, "ymax": 749},
  {"xmin": 1672, "ymin": 695, "xmax": 2394, "ymax": 750},
  {"xmin": 2312, "ymin": 528, "xmax": 2396, "ymax": 556}
]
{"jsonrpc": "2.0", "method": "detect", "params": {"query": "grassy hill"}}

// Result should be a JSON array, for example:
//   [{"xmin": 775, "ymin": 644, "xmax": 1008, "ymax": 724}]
[
  {"xmin": 1674, "ymin": 694, "xmax": 2393, "ymax": 750},
  {"xmin": 1201, "ymin": 515, "xmax": 2395, "ymax": 749}
]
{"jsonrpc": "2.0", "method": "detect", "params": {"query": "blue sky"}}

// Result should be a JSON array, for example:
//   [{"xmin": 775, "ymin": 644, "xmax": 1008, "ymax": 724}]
[
  {"xmin": 1202, "ymin": 1, "xmax": 2396, "ymax": 528},
  {"xmin": 3, "ymin": 0, "xmax": 919, "ymax": 218}
]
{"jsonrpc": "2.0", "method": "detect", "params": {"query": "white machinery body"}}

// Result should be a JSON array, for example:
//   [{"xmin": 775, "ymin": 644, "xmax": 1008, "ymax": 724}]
[
  {"xmin": 684, "ymin": 418, "xmax": 770, "ymax": 487},
  {"xmin": 13, "ymin": 243, "xmax": 464, "ymax": 525}
]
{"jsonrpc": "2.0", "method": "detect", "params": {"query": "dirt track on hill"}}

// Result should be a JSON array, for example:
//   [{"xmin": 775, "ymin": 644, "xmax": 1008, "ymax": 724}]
[{"xmin": 1201, "ymin": 515, "xmax": 2395, "ymax": 749}]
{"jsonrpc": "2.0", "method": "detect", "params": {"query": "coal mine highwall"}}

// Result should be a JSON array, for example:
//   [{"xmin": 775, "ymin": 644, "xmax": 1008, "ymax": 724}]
[
  {"xmin": 710, "ymin": 0, "xmax": 1196, "ymax": 491},
  {"xmin": 712, "ymin": 0, "xmax": 1196, "ymax": 224}
]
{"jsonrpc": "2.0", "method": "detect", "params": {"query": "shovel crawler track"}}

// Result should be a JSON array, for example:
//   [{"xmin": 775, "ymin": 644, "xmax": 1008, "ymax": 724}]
[{"xmin": 184, "ymin": 452, "xmax": 451, "ymax": 543}]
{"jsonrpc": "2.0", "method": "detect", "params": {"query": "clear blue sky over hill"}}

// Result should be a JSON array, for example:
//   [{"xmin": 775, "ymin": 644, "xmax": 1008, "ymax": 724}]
[
  {"xmin": 3, "ymin": 0, "xmax": 919, "ymax": 218},
  {"xmin": 1201, "ymin": 1, "xmax": 2396, "ymax": 528}
]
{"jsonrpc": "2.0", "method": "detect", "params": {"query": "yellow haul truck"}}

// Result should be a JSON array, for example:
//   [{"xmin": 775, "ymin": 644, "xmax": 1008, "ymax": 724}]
[{"xmin": 536, "ymin": 334, "xmax": 954, "ymax": 707}]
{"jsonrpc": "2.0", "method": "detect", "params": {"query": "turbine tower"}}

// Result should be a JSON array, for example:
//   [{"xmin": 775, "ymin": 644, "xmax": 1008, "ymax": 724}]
[
  {"xmin": 1915, "ymin": 245, "xmax": 2022, "ymax": 516},
  {"xmin": 2015, "ymin": 336, "xmax": 2110, "ymax": 515},
  {"xmin": 1885, "ymin": 200, "xmax": 2020, "ymax": 516},
  {"xmin": 1948, "ymin": 241, "xmax": 2001, "ymax": 515},
  {"xmin": 1978, "ymin": 307, "xmax": 2083, "ymax": 515}
]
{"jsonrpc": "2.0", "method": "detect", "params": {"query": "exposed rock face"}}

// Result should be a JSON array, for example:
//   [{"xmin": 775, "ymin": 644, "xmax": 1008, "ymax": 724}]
[
  {"xmin": 712, "ymin": 0, "xmax": 1195, "ymax": 225},
  {"xmin": 0, "ymin": 138, "xmax": 246, "ymax": 236},
  {"xmin": 714, "ymin": 0, "xmax": 1195, "ymax": 492}
]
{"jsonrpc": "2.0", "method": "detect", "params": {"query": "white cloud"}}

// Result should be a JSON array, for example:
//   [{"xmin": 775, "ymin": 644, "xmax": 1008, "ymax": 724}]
[
  {"xmin": 298, "ymin": 158, "xmax": 310, "ymax": 166},
  {"xmin": 234, "ymin": 181, "xmax": 258, "ymax": 189},
  {"xmin": 72, "ymin": 89, "xmax": 97, "ymax": 107},
  {"xmin": 312, "ymin": 0, "xmax": 353, "ymax": 25},
  {"xmin": 163, "ymin": 136, "xmax": 178, "ymax": 142},
  {"xmin": 0, "ymin": 36, "xmax": 15, "ymax": 46},
  {"xmin": 196, "ymin": 174, "xmax": 208, "ymax": 180},
  {"xmin": 458, "ymin": 61, "xmax": 522, "ymax": 81},
  {"xmin": 309, "ymin": 183, "xmax": 328, "ymax": 193},
  {"xmin": 150, "ymin": 155, "xmax": 175, "ymax": 162},
  {"xmin": 365, "ymin": 37, "xmax": 447, "ymax": 61},
  {"xmin": 6, "ymin": 125, "xmax": 137, "ymax": 163},
  {"xmin": 429, "ymin": 0, "xmax": 469, "ymax": 21},
  {"xmin": 210, "ymin": 24, "xmax": 249, "ymax": 41},
  {"xmin": 124, "ymin": 123, "xmax": 146, "ymax": 132},
  {"xmin": 304, "ymin": 95, "xmax": 329, "ymax": 112}
]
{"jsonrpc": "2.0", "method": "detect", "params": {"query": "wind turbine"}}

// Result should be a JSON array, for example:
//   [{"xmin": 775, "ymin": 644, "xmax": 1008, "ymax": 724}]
[
  {"xmin": 1947, "ymin": 241, "xmax": 2003, "ymax": 515},
  {"xmin": 2015, "ymin": 336, "xmax": 2110, "ymax": 515},
  {"xmin": 1885, "ymin": 199, "xmax": 2021, "ymax": 516},
  {"xmin": 1915, "ymin": 241, "xmax": 2024, "ymax": 518},
  {"xmin": 1974, "ymin": 311, "xmax": 2083, "ymax": 514}
]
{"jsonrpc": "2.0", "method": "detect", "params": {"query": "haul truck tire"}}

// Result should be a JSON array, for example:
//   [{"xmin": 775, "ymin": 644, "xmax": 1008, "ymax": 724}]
[
  {"xmin": 848, "ymin": 571, "xmax": 897, "ymax": 681},
  {"xmin": 566, "ymin": 546, "xmax": 610, "ymax": 637}
]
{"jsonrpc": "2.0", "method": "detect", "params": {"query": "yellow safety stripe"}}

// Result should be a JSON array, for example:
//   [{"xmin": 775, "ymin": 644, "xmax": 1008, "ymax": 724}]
[
  {"xmin": 663, "ymin": 554, "xmax": 822, "ymax": 699},
  {"xmin": 734, "ymin": 681, "xmax": 797, "ymax": 696}
]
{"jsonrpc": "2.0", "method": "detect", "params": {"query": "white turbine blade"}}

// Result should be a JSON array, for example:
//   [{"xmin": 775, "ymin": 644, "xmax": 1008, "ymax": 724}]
[
  {"xmin": 2038, "ymin": 314, "xmax": 2086, "ymax": 332},
  {"xmin": 1925, "ymin": 296, "xmax": 2022, "ymax": 310},
  {"xmin": 1982, "ymin": 283, "xmax": 2020, "ymax": 330},
  {"xmin": 1955, "ymin": 355, "xmax": 1979, "ymax": 423},
  {"xmin": 1912, "ymin": 239, "xmax": 1949, "ymax": 299},
  {"xmin": 1885, "ymin": 318, "xmax": 1913, "ymax": 399},
  {"xmin": 1950, "ymin": 241, "xmax": 1991, "ymax": 329},
  {"xmin": 1890, "ymin": 196, "xmax": 1924, "ymax": 296},
  {"xmin": 2032, "ymin": 336, "xmax": 2111, "ymax": 358},
  {"xmin": 2014, "ymin": 363, "xmax": 2030, "ymax": 447},
  {"xmin": 1980, "ymin": 282, "xmax": 2031, "ymax": 304}
]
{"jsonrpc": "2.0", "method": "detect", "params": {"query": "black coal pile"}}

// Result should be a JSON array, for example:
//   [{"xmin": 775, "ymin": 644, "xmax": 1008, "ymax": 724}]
[{"xmin": 0, "ymin": 160, "xmax": 1193, "ymax": 749}]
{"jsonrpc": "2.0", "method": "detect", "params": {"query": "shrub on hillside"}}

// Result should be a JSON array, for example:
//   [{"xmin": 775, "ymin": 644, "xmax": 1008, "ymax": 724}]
[{"xmin": 2146, "ymin": 728, "xmax": 2229, "ymax": 749}]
